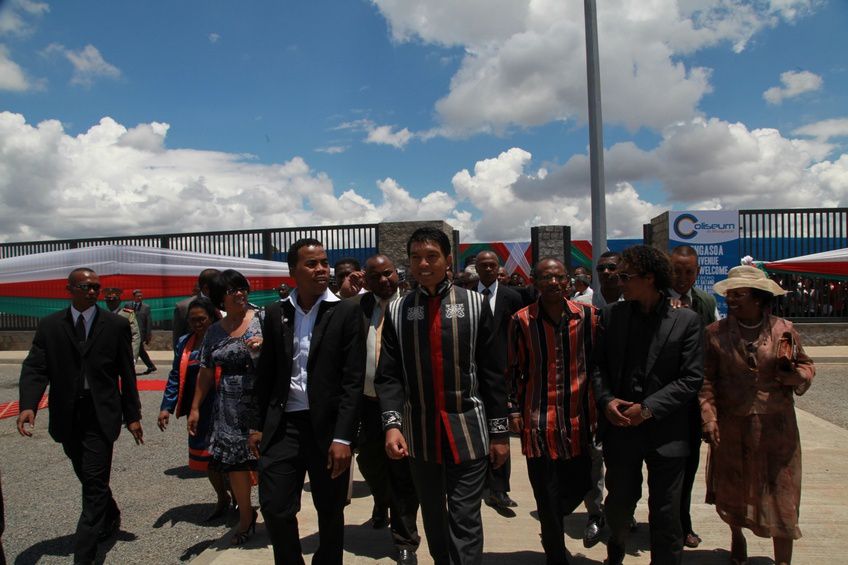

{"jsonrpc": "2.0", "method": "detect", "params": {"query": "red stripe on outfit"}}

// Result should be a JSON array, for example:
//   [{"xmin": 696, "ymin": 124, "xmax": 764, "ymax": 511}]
[
  {"xmin": 568, "ymin": 306, "xmax": 581, "ymax": 453},
  {"xmin": 428, "ymin": 296, "xmax": 459, "ymax": 464},
  {"xmin": 545, "ymin": 323, "xmax": 559, "ymax": 459}
]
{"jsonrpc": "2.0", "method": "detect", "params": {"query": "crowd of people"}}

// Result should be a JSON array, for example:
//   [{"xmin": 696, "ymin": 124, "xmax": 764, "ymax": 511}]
[{"xmin": 16, "ymin": 228, "xmax": 817, "ymax": 565}]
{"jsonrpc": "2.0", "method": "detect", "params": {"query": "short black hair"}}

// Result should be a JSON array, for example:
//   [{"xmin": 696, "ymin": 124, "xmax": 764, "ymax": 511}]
[
  {"xmin": 406, "ymin": 227, "xmax": 451, "ymax": 258},
  {"xmin": 197, "ymin": 268, "xmax": 220, "ymax": 289},
  {"xmin": 670, "ymin": 245, "xmax": 699, "ymax": 259},
  {"xmin": 334, "ymin": 257, "xmax": 361, "ymax": 271},
  {"xmin": 620, "ymin": 245, "xmax": 672, "ymax": 292},
  {"xmin": 209, "ymin": 269, "xmax": 250, "ymax": 309},
  {"xmin": 67, "ymin": 267, "xmax": 95, "ymax": 283},
  {"xmin": 599, "ymin": 251, "xmax": 620, "ymax": 261},
  {"xmin": 288, "ymin": 238, "xmax": 323, "ymax": 271},
  {"xmin": 534, "ymin": 256, "xmax": 565, "ymax": 272},
  {"xmin": 187, "ymin": 296, "xmax": 222, "ymax": 322}
]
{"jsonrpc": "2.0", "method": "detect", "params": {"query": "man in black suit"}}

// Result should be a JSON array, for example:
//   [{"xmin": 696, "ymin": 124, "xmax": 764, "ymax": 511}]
[
  {"xmin": 350, "ymin": 254, "xmax": 421, "ymax": 565},
  {"xmin": 130, "ymin": 289, "xmax": 156, "ymax": 373},
  {"xmin": 592, "ymin": 246, "xmax": 703, "ymax": 565},
  {"xmin": 17, "ymin": 267, "xmax": 143, "ymax": 565},
  {"xmin": 251, "ymin": 238, "xmax": 365, "ymax": 565},
  {"xmin": 475, "ymin": 250, "xmax": 524, "ymax": 511},
  {"xmin": 171, "ymin": 268, "xmax": 220, "ymax": 348}
]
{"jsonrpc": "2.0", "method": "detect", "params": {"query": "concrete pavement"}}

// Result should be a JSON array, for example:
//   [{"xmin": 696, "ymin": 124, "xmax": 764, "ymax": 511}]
[{"xmin": 189, "ymin": 405, "xmax": 847, "ymax": 565}]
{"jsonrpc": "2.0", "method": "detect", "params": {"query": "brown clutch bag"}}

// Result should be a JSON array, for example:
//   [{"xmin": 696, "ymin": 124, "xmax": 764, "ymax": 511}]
[{"xmin": 777, "ymin": 331, "xmax": 810, "ymax": 395}]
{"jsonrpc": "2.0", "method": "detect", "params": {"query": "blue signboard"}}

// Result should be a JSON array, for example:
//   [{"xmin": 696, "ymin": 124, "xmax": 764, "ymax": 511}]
[{"xmin": 669, "ymin": 210, "xmax": 739, "ymax": 317}]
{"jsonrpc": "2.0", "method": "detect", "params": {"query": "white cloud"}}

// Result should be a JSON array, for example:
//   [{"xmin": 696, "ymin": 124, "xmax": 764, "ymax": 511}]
[
  {"xmin": 208, "ymin": 33, "xmax": 221, "ymax": 43},
  {"xmin": 44, "ymin": 43, "xmax": 121, "ymax": 86},
  {"xmin": 793, "ymin": 118, "xmax": 848, "ymax": 141},
  {"xmin": 333, "ymin": 118, "xmax": 415, "ymax": 149},
  {"xmin": 763, "ymin": 70, "xmax": 823, "ymax": 104},
  {"xmin": 1, "ymin": 111, "xmax": 844, "ymax": 244},
  {"xmin": 0, "ymin": 44, "xmax": 30, "ymax": 91},
  {"xmin": 0, "ymin": 0, "xmax": 49, "ymax": 36},
  {"xmin": 365, "ymin": 124, "xmax": 412, "ymax": 148},
  {"xmin": 372, "ymin": 0, "xmax": 819, "ymax": 134},
  {"xmin": 315, "ymin": 145, "xmax": 348, "ymax": 154}
]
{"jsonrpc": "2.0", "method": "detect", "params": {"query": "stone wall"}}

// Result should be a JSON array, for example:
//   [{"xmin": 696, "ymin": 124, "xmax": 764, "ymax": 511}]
[
  {"xmin": 649, "ymin": 211, "xmax": 669, "ymax": 251},
  {"xmin": 377, "ymin": 220, "xmax": 455, "ymax": 271}
]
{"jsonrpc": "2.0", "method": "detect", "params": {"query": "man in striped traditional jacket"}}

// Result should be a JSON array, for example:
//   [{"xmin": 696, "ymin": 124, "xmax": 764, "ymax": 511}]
[
  {"xmin": 508, "ymin": 257, "xmax": 599, "ymax": 565},
  {"xmin": 376, "ymin": 227, "xmax": 510, "ymax": 565}
]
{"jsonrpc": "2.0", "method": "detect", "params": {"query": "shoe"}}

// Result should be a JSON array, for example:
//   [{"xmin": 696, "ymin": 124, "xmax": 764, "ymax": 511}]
[
  {"xmin": 143, "ymin": 365, "xmax": 157, "ymax": 374},
  {"xmin": 371, "ymin": 504, "xmax": 389, "ymax": 529},
  {"xmin": 230, "ymin": 509, "xmax": 258, "ymax": 545},
  {"xmin": 98, "ymin": 513, "xmax": 121, "ymax": 541},
  {"xmin": 205, "ymin": 494, "xmax": 232, "ymax": 521},
  {"xmin": 583, "ymin": 515, "xmax": 605, "ymax": 548},
  {"xmin": 397, "ymin": 548, "xmax": 418, "ymax": 565},
  {"xmin": 485, "ymin": 491, "xmax": 517, "ymax": 509},
  {"xmin": 684, "ymin": 532, "xmax": 702, "ymax": 548}
]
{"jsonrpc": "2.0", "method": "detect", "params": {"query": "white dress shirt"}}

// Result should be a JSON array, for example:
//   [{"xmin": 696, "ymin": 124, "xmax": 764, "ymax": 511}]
[{"xmin": 284, "ymin": 287, "xmax": 339, "ymax": 413}]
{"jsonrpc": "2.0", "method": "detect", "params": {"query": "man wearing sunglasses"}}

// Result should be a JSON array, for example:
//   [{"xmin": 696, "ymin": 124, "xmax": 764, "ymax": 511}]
[
  {"xmin": 18, "ymin": 267, "xmax": 143, "ymax": 565},
  {"xmin": 592, "ymin": 245, "xmax": 703, "ymax": 565},
  {"xmin": 592, "ymin": 251, "xmax": 623, "ymax": 308}
]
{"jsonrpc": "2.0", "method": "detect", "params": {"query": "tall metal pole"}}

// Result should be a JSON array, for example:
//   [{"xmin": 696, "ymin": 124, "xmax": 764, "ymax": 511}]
[{"xmin": 584, "ymin": 0, "xmax": 607, "ymax": 291}]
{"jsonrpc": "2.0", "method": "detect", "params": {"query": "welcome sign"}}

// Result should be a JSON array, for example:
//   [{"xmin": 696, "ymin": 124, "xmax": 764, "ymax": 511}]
[{"xmin": 669, "ymin": 210, "xmax": 739, "ymax": 316}]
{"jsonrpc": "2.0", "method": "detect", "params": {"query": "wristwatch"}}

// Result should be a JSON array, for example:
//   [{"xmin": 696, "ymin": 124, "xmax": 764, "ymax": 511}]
[{"xmin": 640, "ymin": 403, "xmax": 653, "ymax": 420}]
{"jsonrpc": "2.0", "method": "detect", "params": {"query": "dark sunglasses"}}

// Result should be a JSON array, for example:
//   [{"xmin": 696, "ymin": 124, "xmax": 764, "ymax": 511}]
[
  {"xmin": 226, "ymin": 287, "xmax": 249, "ymax": 295},
  {"xmin": 617, "ymin": 272, "xmax": 641, "ymax": 282},
  {"xmin": 596, "ymin": 263, "xmax": 617, "ymax": 272},
  {"xmin": 73, "ymin": 283, "xmax": 101, "ymax": 292}
]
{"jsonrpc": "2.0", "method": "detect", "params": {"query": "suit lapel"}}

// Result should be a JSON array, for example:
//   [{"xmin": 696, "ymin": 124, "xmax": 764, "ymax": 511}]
[
  {"xmin": 62, "ymin": 308, "xmax": 81, "ymax": 351},
  {"xmin": 82, "ymin": 307, "xmax": 105, "ymax": 355},
  {"xmin": 280, "ymin": 301, "xmax": 295, "ymax": 361},
  {"xmin": 308, "ymin": 301, "xmax": 336, "ymax": 365},
  {"xmin": 644, "ymin": 308, "xmax": 678, "ymax": 375}
]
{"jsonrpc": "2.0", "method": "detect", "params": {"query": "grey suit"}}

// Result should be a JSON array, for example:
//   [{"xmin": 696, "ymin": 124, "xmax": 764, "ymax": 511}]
[
  {"xmin": 592, "ymin": 300, "xmax": 703, "ymax": 565},
  {"xmin": 128, "ymin": 301, "xmax": 154, "ymax": 369}
]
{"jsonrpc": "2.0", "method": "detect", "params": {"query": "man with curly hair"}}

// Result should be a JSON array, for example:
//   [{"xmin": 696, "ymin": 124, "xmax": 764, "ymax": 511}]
[{"xmin": 592, "ymin": 245, "xmax": 704, "ymax": 565}]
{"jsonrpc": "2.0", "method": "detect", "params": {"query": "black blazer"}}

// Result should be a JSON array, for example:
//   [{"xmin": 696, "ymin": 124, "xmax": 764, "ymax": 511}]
[
  {"xmin": 591, "ymin": 300, "xmax": 704, "ymax": 457},
  {"xmin": 484, "ymin": 284, "xmax": 524, "ymax": 371},
  {"xmin": 256, "ymin": 298, "xmax": 365, "ymax": 453},
  {"xmin": 19, "ymin": 307, "xmax": 141, "ymax": 444}
]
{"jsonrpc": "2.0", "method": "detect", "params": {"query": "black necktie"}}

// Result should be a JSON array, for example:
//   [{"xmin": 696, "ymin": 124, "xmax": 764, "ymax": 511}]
[
  {"xmin": 481, "ymin": 287, "xmax": 491, "ymax": 296},
  {"xmin": 75, "ymin": 314, "xmax": 87, "ymax": 343}
]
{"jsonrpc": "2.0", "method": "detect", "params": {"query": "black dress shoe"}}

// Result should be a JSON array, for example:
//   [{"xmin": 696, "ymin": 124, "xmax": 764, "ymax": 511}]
[
  {"xmin": 397, "ymin": 548, "xmax": 418, "ymax": 565},
  {"xmin": 371, "ymin": 504, "xmax": 389, "ymax": 529},
  {"xmin": 485, "ymin": 491, "xmax": 517, "ymax": 509},
  {"xmin": 583, "ymin": 515, "xmax": 605, "ymax": 548}
]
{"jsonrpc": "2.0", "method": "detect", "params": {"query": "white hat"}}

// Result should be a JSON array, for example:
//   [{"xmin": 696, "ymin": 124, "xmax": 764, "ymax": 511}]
[{"xmin": 713, "ymin": 265, "xmax": 788, "ymax": 297}]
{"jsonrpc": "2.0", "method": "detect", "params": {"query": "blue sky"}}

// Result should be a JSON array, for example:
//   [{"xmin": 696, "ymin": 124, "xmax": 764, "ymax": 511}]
[{"xmin": 0, "ymin": 0, "xmax": 846, "ymax": 243}]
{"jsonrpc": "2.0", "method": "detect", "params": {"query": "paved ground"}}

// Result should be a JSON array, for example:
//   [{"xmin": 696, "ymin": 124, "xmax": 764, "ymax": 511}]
[{"xmin": 0, "ymin": 348, "xmax": 845, "ymax": 564}]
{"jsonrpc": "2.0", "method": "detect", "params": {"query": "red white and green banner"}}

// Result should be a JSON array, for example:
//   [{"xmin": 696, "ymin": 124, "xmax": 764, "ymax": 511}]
[
  {"xmin": 763, "ymin": 247, "xmax": 848, "ymax": 280},
  {"xmin": 0, "ymin": 245, "xmax": 292, "ymax": 321}
]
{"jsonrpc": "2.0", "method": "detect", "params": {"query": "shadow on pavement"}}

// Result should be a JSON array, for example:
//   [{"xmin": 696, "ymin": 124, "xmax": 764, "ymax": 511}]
[
  {"xmin": 153, "ymin": 502, "xmax": 238, "ymax": 528},
  {"xmin": 14, "ymin": 529, "xmax": 137, "ymax": 565},
  {"xmin": 163, "ymin": 465, "xmax": 205, "ymax": 479}
]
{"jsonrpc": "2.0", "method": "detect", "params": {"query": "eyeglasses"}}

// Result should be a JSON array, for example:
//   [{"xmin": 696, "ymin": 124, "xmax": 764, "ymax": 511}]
[
  {"xmin": 617, "ymin": 272, "xmax": 641, "ymax": 282},
  {"xmin": 73, "ymin": 283, "xmax": 101, "ymax": 292},
  {"xmin": 596, "ymin": 263, "xmax": 617, "ymax": 272},
  {"xmin": 225, "ymin": 287, "xmax": 249, "ymax": 295}
]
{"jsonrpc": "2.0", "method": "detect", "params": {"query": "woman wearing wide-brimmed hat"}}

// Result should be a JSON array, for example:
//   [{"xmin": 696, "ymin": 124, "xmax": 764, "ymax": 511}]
[{"xmin": 700, "ymin": 266, "xmax": 815, "ymax": 565}]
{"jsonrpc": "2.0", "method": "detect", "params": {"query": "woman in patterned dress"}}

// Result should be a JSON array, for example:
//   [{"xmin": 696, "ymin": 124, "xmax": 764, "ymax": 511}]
[
  {"xmin": 189, "ymin": 270, "xmax": 263, "ymax": 545},
  {"xmin": 701, "ymin": 266, "xmax": 815, "ymax": 565}
]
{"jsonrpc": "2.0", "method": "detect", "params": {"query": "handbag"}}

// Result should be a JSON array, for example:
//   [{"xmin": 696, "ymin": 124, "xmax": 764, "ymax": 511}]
[{"xmin": 777, "ymin": 331, "xmax": 810, "ymax": 396}]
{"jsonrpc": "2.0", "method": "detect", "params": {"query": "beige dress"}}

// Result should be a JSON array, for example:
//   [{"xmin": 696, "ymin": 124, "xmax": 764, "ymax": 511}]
[{"xmin": 700, "ymin": 314, "xmax": 814, "ymax": 539}]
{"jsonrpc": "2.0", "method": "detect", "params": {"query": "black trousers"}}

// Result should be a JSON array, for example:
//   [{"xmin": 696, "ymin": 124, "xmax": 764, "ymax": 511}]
[
  {"xmin": 61, "ymin": 394, "xmax": 119, "ymax": 563},
  {"xmin": 258, "ymin": 411, "xmax": 349, "ymax": 565},
  {"xmin": 138, "ymin": 343, "xmax": 154, "ymax": 369},
  {"xmin": 409, "ymin": 455, "xmax": 487, "ymax": 565},
  {"xmin": 485, "ymin": 454, "xmax": 511, "ymax": 493},
  {"xmin": 356, "ymin": 398, "xmax": 420, "ymax": 550},
  {"xmin": 679, "ymin": 402, "xmax": 702, "ymax": 536},
  {"xmin": 526, "ymin": 455, "xmax": 592, "ymax": 565},
  {"xmin": 603, "ymin": 428, "xmax": 685, "ymax": 565}
]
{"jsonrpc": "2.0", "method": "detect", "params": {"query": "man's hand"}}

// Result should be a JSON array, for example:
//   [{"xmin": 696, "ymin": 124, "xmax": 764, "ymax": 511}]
[
  {"xmin": 702, "ymin": 421, "xmax": 720, "ymax": 446},
  {"xmin": 187, "ymin": 408, "xmax": 200, "ymax": 436},
  {"xmin": 620, "ymin": 403, "xmax": 646, "ymax": 427},
  {"xmin": 248, "ymin": 431, "xmax": 263, "ymax": 458},
  {"xmin": 327, "ymin": 441, "xmax": 352, "ymax": 479},
  {"xmin": 489, "ymin": 437, "xmax": 510, "ymax": 469},
  {"xmin": 605, "ymin": 398, "xmax": 633, "ymax": 427},
  {"xmin": 127, "ymin": 421, "xmax": 144, "ymax": 445},
  {"xmin": 776, "ymin": 367, "xmax": 807, "ymax": 386},
  {"xmin": 157, "ymin": 410, "xmax": 170, "ymax": 431},
  {"xmin": 508, "ymin": 414, "xmax": 523, "ymax": 434},
  {"xmin": 339, "ymin": 271, "xmax": 365, "ymax": 298},
  {"xmin": 17, "ymin": 409, "xmax": 36, "ymax": 437},
  {"xmin": 385, "ymin": 428, "xmax": 408, "ymax": 459}
]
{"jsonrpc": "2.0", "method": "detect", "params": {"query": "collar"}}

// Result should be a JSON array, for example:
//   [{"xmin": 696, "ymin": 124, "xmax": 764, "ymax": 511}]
[
  {"xmin": 71, "ymin": 304, "xmax": 97, "ymax": 321},
  {"xmin": 418, "ymin": 278, "xmax": 452, "ymax": 298},
  {"xmin": 629, "ymin": 293, "xmax": 669, "ymax": 318},
  {"xmin": 476, "ymin": 280, "xmax": 497, "ymax": 295},
  {"xmin": 286, "ymin": 287, "xmax": 339, "ymax": 315},
  {"xmin": 667, "ymin": 288, "xmax": 692, "ymax": 301}
]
